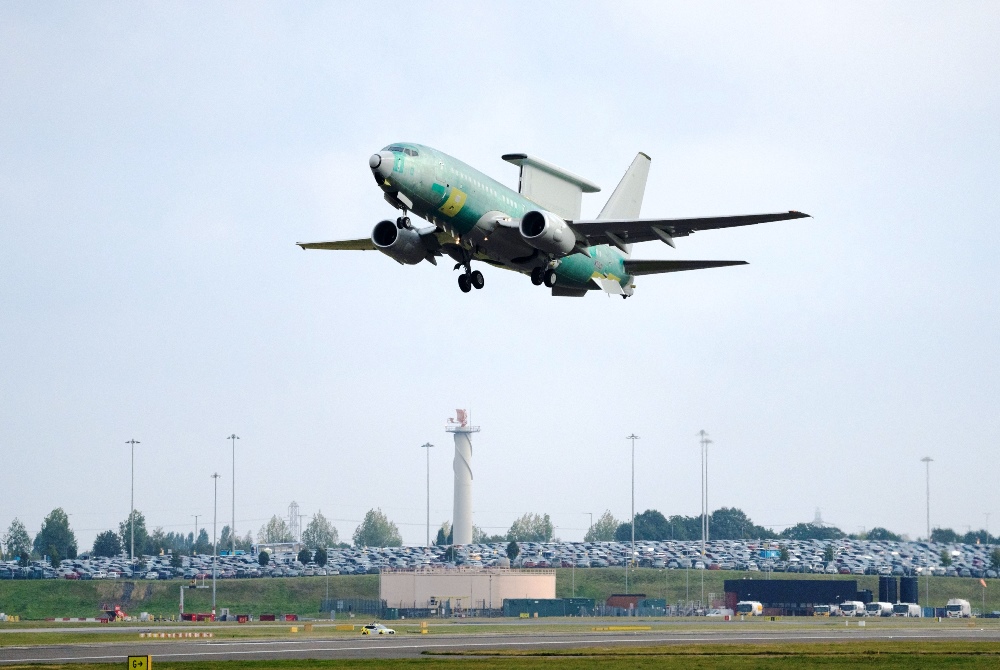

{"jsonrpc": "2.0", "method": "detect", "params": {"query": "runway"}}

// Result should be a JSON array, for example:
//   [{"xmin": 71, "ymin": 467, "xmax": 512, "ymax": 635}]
[{"xmin": 3, "ymin": 625, "xmax": 1000, "ymax": 664}]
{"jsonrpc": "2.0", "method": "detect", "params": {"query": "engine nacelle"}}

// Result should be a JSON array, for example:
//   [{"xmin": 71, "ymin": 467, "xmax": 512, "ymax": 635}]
[
  {"xmin": 372, "ymin": 220, "xmax": 425, "ymax": 265},
  {"xmin": 519, "ymin": 210, "xmax": 577, "ymax": 257}
]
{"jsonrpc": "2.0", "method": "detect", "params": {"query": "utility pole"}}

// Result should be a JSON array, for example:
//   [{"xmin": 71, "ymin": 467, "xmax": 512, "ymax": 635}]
[
  {"xmin": 228, "ymin": 434, "xmax": 239, "ymax": 554},
  {"xmin": 627, "ymin": 434, "xmax": 640, "ymax": 594},
  {"xmin": 421, "ymin": 443, "xmax": 434, "ymax": 547},
  {"xmin": 126, "ymin": 439, "xmax": 140, "ymax": 577},
  {"xmin": 921, "ymin": 457, "xmax": 933, "ymax": 540},
  {"xmin": 212, "ymin": 472, "xmax": 220, "ymax": 615}
]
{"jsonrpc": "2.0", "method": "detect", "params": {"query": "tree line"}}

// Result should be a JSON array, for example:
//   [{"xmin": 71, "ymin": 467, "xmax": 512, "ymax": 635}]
[{"xmin": 5, "ymin": 507, "xmax": 995, "ymax": 564}]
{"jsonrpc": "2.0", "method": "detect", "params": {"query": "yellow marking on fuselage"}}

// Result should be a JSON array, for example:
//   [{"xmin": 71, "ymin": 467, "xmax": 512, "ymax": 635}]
[{"xmin": 438, "ymin": 188, "xmax": 467, "ymax": 217}]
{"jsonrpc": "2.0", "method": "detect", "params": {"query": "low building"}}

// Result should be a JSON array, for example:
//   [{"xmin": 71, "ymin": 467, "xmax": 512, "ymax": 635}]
[{"xmin": 380, "ymin": 568, "xmax": 555, "ymax": 613}]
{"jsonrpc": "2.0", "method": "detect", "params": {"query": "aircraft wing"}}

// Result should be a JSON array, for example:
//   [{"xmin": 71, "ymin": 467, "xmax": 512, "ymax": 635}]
[
  {"xmin": 297, "ymin": 238, "xmax": 376, "ymax": 251},
  {"xmin": 570, "ymin": 210, "xmax": 810, "ymax": 248},
  {"xmin": 623, "ymin": 259, "xmax": 747, "ymax": 276}
]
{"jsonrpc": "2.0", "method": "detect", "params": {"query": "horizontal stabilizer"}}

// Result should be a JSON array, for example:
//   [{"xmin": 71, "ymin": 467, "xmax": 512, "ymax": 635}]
[
  {"xmin": 623, "ymin": 259, "xmax": 747, "ymax": 276},
  {"xmin": 297, "ymin": 239, "xmax": 375, "ymax": 251}
]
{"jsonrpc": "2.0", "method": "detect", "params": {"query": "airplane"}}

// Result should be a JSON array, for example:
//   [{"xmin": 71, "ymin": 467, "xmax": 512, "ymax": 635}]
[{"xmin": 297, "ymin": 143, "xmax": 809, "ymax": 298}]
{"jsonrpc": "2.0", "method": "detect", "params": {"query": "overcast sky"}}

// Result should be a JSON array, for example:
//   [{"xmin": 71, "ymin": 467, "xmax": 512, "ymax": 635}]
[{"xmin": 2, "ymin": 3, "xmax": 998, "ymax": 551}]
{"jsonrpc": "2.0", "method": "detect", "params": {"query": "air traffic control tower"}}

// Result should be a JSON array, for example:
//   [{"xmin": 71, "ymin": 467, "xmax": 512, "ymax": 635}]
[{"xmin": 446, "ymin": 409, "xmax": 479, "ymax": 545}]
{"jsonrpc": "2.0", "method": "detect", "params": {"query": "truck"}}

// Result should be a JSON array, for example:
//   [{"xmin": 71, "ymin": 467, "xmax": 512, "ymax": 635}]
[
  {"xmin": 813, "ymin": 604, "xmax": 832, "ymax": 616},
  {"xmin": 892, "ymin": 603, "xmax": 922, "ymax": 617},
  {"xmin": 736, "ymin": 601, "xmax": 763, "ymax": 616},
  {"xmin": 946, "ymin": 599, "xmax": 971, "ymax": 618},
  {"xmin": 865, "ymin": 602, "xmax": 893, "ymax": 617},
  {"xmin": 838, "ymin": 601, "xmax": 865, "ymax": 617}
]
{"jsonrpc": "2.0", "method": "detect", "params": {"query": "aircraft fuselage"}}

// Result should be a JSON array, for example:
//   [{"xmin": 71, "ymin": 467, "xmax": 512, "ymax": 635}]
[{"xmin": 372, "ymin": 142, "xmax": 629, "ymax": 292}]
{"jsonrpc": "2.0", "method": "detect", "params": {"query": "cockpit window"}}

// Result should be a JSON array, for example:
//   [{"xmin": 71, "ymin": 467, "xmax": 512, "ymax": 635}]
[{"xmin": 385, "ymin": 145, "xmax": 419, "ymax": 156}]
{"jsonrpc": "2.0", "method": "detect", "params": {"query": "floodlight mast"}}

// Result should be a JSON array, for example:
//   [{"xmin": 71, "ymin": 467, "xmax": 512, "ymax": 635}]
[
  {"xmin": 211, "ymin": 472, "xmax": 220, "ymax": 614},
  {"xmin": 921, "ymin": 457, "xmax": 933, "ymax": 540},
  {"xmin": 627, "ymin": 434, "xmax": 639, "ymax": 566},
  {"xmin": 228, "ymin": 434, "xmax": 239, "ymax": 554},
  {"xmin": 420, "ymin": 443, "xmax": 434, "ymax": 548},
  {"xmin": 698, "ymin": 431, "xmax": 711, "ymax": 558},
  {"xmin": 126, "ymin": 439, "xmax": 140, "ymax": 576}
]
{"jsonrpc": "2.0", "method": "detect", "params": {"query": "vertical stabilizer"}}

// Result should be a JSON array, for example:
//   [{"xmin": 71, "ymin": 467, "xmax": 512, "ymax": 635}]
[
  {"xmin": 598, "ymin": 153, "xmax": 650, "ymax": 220},
  {"xmin": 597, "ymin": 153, "xmax": 650, "ymax": 258}
]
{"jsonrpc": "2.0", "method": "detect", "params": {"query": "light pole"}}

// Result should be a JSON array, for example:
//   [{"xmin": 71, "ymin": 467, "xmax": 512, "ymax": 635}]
[
  {"xmin": 192, "ymin": 515, "xmax": 199, "ymax": 554},
  {"xmin": 211, "ymin": 472, "xmax": 220, "ymax": 615},
  {"xmin": 228, "ymin": 434, "xmax": 239, "ymax": 554},
  {"xmin": 588, "ymin": 512, "xmax": 593, "ymax": 540},
  {"xmin": 921, "ymin": 457, "xmax": 933, "ymax": 540},
  {"xmin": 698, "ymin": 431, "xmax": 711, "ymax": 558},
  {"xmin": 421, "ymin": 443, "xmax": 434, "ymax": 548},
  {"xmin": 698, "ymin": 430, "xmax": 712, "ymax": 611},
  {"xmin": 627, "ymin": 434, "xmax": 640, "ymax": 595},
  {"xmin": 126, "ymin": 439, "xmax": 140, "ymax": 576}
]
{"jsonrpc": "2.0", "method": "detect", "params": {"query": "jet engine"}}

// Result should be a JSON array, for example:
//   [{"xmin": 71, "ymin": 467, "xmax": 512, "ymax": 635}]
[
  {"xmin": 519, "ymin": 210, "xmax": 577, "ymax": 257},
  {"xmin": 372, "ymin": 220, "xmax": 425, "ymax": 265}
]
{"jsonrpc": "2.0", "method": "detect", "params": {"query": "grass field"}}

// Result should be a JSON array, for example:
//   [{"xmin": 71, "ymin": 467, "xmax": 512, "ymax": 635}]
[
  {"xmin": 1, "ymin": 641, "xmax": 999, "ymax": 669},
  {"xmin": 0, "ymin": 575, "xmax": 376, "ymax": 619},
  {"xmin": 0, "ymin": 569, "xmax": 995, "ymax": 620}
]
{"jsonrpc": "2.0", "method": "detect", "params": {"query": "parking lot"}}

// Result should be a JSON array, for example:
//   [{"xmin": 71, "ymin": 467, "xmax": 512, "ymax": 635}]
[{"xmin": 1, "ymin": 537, "xmax": 996, "ymax": 581}]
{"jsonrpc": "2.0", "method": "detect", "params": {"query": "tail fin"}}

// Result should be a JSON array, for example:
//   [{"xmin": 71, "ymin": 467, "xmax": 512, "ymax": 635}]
[{"xmin": 597, "ymin": 152, "xmax": 651, "ymax": 257}]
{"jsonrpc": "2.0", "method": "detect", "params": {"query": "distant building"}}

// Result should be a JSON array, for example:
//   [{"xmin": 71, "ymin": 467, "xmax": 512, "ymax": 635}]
[
  {"xmin": 724, "ymin": 579, "xmax": 863, "ymax": 616},
  {"xmin": 380, "ymin": 567, "xmax": 554, "ymax": 612}
]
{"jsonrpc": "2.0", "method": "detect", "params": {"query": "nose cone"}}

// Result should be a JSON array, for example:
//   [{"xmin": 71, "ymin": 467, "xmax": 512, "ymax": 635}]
[{"xmin": 369, "ymin": 151, "xmax": 395, "ymax": 178}]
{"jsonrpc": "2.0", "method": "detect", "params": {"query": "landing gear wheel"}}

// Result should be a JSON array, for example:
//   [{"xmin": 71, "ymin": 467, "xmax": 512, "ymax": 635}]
[
  {"xmin": 470, "ymin": 270, "xmax": 485, "ymax": 289},
  {"xmin": 543, "ymin": 269, "xmax": 558, "ymax": 287},
  {"xmin": 530, "ymin": 267, "xmax": 544, "ymax": 286},
  {"xmin": 458, "ymin": 274, "xmax": 472, "ymax": 293},
  {"xmin": 396, "ymin": 216, "xmax": 411, "ymax": 229}
]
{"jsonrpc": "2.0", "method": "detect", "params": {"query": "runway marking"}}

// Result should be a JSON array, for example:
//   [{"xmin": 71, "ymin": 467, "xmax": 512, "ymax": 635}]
[{"xmin": 3, "ymin": 630, "xmax": 1000, "ymax": 664}]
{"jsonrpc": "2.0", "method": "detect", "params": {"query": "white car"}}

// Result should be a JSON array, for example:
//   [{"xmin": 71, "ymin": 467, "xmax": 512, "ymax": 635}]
[{"xmin": 361, "ymin": 623, "xmax": 395, "ymax": 635}]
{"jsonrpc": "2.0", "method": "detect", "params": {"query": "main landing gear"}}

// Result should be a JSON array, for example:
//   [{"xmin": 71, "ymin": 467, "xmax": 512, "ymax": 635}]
[
  {"xmin": 530, "ymin": 267, "xmax": 558, "ymax": 287},
  {"xmin": 395, "ymin": 216, "xmax": 411, "ymax": 228},
  {"xmin": 455, "ymin": 260, "xmax": 484, "ymax": 294}
]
